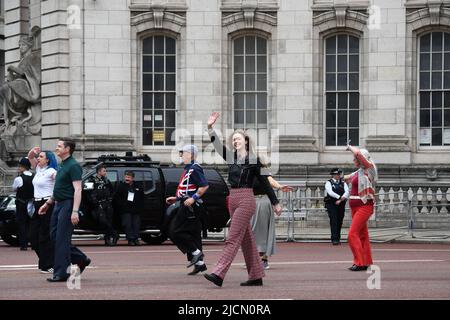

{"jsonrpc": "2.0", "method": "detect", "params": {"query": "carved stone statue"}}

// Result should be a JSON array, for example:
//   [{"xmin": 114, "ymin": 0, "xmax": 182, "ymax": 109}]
[{"xmin": 0, "ymin": 27, "xmax": 41, "ymax": 153}]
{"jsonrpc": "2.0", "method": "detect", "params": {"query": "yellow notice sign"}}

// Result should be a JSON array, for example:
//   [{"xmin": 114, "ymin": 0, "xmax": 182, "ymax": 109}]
[{"xmin": 153, "ymin": 130, "xmax": 165, "ymax": 142}]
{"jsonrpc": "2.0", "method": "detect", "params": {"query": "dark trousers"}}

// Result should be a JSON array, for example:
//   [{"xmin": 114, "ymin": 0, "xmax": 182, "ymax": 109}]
[
  {"xmin": 326, "ymin": 201, "xmax": 346, "ymax": 242},
  {"xmin": 29, "ymin": 200, "xmax": 54, "ymax": 270},
  {"xmin": 168, "ymin": 200, "xmax": 203, "ymax": 259},
  {"xmin": 121, "ymin": 213, "xmax": 141, "ymax": 241},
  {"xmin": 50, "ymin": 199, "xmax": 88, "ymax": 279},
  {"xmin": 93, "ymin": 202, "xmax": 117, "ymax": 239},
  {"xmin": 15, "ymin": 200, "xmax": 30, "ymax": 248}
]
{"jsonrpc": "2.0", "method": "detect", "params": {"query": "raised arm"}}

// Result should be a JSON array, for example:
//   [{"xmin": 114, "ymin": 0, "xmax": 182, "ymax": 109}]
[
  {"xmin": 207, "ymin": 112, "xmax": 234, "ymax": 163},
  {"xmin": 347, "ymin": 144, "xmax": 373, "ymax": 169},
  {"xmin": 27, "ymin": 146, "xmax": 41, "ymax": 170}
]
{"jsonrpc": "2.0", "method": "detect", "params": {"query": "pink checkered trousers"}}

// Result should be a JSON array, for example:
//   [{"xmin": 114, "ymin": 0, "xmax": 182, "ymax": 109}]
[{"xmin": 212, "ymin": 188, "xmax": 265, "ymax": 281}]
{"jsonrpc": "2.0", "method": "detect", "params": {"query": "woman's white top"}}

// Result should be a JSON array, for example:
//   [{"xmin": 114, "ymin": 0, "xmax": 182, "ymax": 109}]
[{"xmin": 32, "ymin": 165, "xmax": 57, "ymax": 199}]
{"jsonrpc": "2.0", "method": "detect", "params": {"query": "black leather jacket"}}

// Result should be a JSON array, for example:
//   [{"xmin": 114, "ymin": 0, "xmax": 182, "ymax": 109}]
[{"xmin": 208, "ymin": 128, "xmax": 279, "ymax": 206}]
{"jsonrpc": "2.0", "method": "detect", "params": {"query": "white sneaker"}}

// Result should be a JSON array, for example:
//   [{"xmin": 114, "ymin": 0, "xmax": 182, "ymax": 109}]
[{"xmin": 40, "ymin": 268, "xmax": 54, "ymax": 274}]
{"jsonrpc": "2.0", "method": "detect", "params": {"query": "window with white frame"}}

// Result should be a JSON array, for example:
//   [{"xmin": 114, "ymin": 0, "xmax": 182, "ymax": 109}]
[
  {"xmin": 325, "ymin": 34, "xmax": 360, "ymax": 146},
  {"xmin": 142, "ymin": 35, "xmax": 176, "ymax": 146},
  {"xmin": 418, "ymin": 32, "xmax": 450, "ymax": 147},
  {"xmin": 233, "ymin": 36, "xmax": 268, "ymax": 131}
]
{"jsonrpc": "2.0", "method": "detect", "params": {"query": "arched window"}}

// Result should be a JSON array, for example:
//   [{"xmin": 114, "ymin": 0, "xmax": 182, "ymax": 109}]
[
  {"xmin": 418, "ymin": 32, "xmax": 450, "ymax": 146},
  {"xmin": 233, "ymin": 35, "xmax": 267, "ymax": 131},
  {"xmin": 142, "ymin": 35, "xmax": 176, "ymax": 146},
  {"xmin": 325, "ymin": 34, "xmax": 360, "ymax": 146}
]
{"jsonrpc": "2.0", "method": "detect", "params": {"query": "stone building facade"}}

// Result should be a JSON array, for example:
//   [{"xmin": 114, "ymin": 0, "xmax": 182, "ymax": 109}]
[{"xmin": 1, "ymin": 0, "xmax": 450, "ymax": 185}]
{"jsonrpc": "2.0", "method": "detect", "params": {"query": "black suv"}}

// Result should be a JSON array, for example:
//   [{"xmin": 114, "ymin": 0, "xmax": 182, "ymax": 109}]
[{"xmin": 0, "ymin": 154, "xmax": 230, "ymax": 246}]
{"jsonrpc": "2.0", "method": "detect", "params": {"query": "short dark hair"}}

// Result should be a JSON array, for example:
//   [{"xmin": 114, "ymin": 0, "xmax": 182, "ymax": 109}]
[
  {"xmin": 96, "ymin": 164, "xmax": 106, "ymax": 173},
  {"xmin": 124, "ymin": 170, "xmax": 134, "ymax": 177},
  {"xmin": 59, "ymin": 137, "xmax": 76, "ymax": 155}
]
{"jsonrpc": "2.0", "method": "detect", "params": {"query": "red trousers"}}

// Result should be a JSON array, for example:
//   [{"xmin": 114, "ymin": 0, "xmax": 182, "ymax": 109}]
[
  {"xmin": 212, "ymin": 188, "xmax": 265, "ymax": 281},
  {"xmin": 348, "ymin": 204, "xmax": 374, "ymax": 266}
]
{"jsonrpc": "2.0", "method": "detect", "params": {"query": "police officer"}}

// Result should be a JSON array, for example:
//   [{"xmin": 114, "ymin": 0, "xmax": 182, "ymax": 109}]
[
  {"xmin": 86, "ymin": 165, "xmax": 118, "ymax": 246},
  {"xmin": 324, "ymin": 168, "xmax": 349, "ymax": 245},
  {"xmin": 12, "ymin": 157, "xmax": 34, "ymax": 251}
]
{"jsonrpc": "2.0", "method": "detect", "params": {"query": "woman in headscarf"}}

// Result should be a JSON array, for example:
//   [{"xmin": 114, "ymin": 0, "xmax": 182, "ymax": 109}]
[
  {"xmin": 27, "ymin": 146, "xmax": 58, "ymax": 274},
  {"xmin": 344, "ymin": 144, "xmax": 378, "ymax": 271}
]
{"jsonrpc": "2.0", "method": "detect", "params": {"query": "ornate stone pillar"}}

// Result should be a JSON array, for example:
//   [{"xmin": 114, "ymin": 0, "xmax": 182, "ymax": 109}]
[{"xmin": 0, "ymin": 0, "xmax": 42, "ymax": 159}]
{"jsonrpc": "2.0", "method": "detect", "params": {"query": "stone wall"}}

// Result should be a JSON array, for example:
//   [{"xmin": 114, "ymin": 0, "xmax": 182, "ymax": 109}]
[{"xmin": 1, "ymin": 0, "xmax": 450, "ymax": 167}]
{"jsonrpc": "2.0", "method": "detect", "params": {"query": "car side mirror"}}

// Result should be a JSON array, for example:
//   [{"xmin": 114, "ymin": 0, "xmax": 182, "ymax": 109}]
[{"xmin": 83, "ymin": 182, "xmax": 94, "ymax": 190}]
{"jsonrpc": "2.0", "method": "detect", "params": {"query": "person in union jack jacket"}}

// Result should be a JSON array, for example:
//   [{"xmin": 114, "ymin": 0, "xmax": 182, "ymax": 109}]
[{"xmin": 166, "ymin": 144, "xmax": 209, "ymax": 275}]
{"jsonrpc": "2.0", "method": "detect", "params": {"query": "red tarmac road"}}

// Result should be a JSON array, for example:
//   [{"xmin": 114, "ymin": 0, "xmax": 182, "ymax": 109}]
[{"xmin": 0, "ymin": 240, "xmax": 449, "ymax": 300}]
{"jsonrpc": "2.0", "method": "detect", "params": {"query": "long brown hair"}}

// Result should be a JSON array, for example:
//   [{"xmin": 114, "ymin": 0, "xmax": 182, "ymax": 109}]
[{"xmin": 228, "ymin": 129, "xmax": 265, "ymax": 164}]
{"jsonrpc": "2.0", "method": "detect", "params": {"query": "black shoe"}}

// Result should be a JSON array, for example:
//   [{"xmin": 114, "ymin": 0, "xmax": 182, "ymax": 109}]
[
  {"xmin": 128, "ymin": 240, "xmax": 136, "ymax": 246},
  {"xmin": 348, "ymin": 264, "xmax": 367, "ymax": 271},
  {"xmin": 78, "ymin": 258, "xmax": 91, "ymax": 274},
  {"xmin": 134, "ymin": 239, "xmax": 141, "ymax": 246},
  {"xmin": 204, "ymin": 273, "xmax": 223, "ymax": 287},
  {"xmin": 240, "ymin": 278, "xmax": 263, "ymax": 286},
  {"xmin": 332, "ymin": 241, "xmax": 340, "ymax": 245},
  {"xmin": 188, "ymin": 264, "xmax": 207, "ymax": 275},
  {"xmin": 47, "ymin": 276, "xmax": 68, "ymax": 282},
  {"xmin": 20, "ymin": 247, "xmax": 27, "ymax": 251},
  {"xmin": 187, "ymin": 252, "xmax": 204, "ymax": 268}
]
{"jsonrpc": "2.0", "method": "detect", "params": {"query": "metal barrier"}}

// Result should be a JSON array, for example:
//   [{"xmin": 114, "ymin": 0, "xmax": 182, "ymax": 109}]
[
  {"xmin": 275, "ymin": 189, "xmax": 414, "ymax": 243},
  {"xmin": 0, "ymin": 166, "xmax": 8, "ymax": 195},
  {"xmin": 209, "ymin": 186, "xmax": 450, "ymax": 243}
]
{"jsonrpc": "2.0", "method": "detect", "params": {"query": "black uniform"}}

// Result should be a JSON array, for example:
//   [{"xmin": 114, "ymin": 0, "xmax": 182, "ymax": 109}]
[
  {"xmin": 87, "ymin": 175, "xmax": 118, "ymax": 245},
  {"xmin": 15, "ymin": 173, "xmax": 34, "ymax": 249},
  {"xmin": 324, "ymin": 178, "xmax": 347, "ymax": 244},
  {"xmin": 114, "ymin": 181, "xmax": 144, "ymax": 244}
]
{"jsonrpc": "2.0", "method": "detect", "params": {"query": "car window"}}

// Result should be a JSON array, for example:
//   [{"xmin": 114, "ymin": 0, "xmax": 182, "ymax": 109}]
[
  {"xmin": 106, "ymin": 170, "xmax": 118, "ymax": 188},
  {"xmin": 131, "ymin": 171, "xmax": 154, "ymax": 194}
]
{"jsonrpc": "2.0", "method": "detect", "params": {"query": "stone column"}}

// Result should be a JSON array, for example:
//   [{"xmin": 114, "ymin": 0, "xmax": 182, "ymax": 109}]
[
  {"xmin": 0, "ymin": 4, "xmax": 5, "ymax": 89},
  {"xmin": 40, "ymin": 0, "xmax": 70, "ymax": 151},
  {"xmin": 4, "ymin": 0, "xmax": 29, "ymax": 67},
  {"xmin": 70, "ymin": 0, "xmax": 134, "ymax": 159}
]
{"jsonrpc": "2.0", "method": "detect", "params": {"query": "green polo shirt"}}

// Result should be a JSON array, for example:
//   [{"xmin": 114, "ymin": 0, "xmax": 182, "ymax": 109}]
[{"xmin": 53, "ymin": 156, "xmax": 82, "ymax": 201}]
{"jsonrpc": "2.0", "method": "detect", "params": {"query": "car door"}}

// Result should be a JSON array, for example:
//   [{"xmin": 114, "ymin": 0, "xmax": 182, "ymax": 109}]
[{"xmin": 131, "ymin": 168, "xmax": 164, "ymax": 229}]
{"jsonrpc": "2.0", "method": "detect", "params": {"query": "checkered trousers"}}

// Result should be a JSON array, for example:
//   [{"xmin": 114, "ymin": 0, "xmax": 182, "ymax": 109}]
[{"xmin": 212, "ymin": 188, "xmax": 265, "ymax": 280}]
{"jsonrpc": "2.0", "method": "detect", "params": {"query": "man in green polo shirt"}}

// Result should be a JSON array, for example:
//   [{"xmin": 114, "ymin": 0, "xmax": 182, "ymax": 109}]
[{"xmin": 39, "ymin": 137, "xmax": 91, "ymax": 282}]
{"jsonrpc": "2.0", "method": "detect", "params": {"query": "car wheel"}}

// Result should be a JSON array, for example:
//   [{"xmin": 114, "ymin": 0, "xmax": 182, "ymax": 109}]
[
  {"xmin": 140, "ymin": 232, "xmax": 167, "ymax": 245},
  {"xmin": 0, "ymin": 234, "xmax": 20, "ymax": 247}
]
